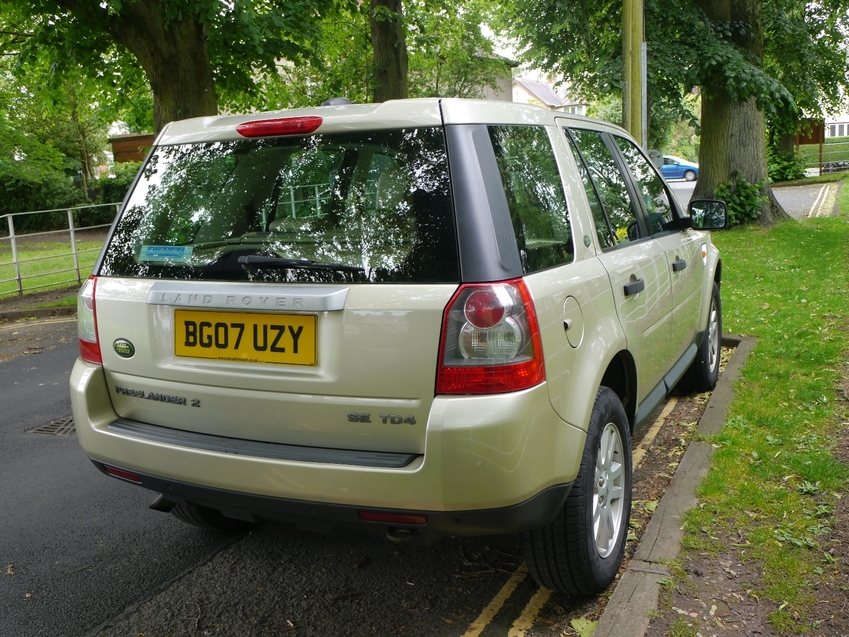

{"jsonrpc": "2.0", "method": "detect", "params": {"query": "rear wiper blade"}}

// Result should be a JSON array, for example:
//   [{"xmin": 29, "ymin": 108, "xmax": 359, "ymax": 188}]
[{"xmin": 238, "ymin": 255, "xmax": 365, "ymax": 273}]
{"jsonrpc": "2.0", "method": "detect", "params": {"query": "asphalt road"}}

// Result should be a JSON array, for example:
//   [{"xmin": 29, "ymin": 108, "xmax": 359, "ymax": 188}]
[
  {"xmin": 0, "ymin": 318, "xmax": 610, "ymax": 637},
  {"xmin": 0, "ymin": 179, "xmax": 835, "ymax": 636},
  {"xmin": 0, "ymin": 319, "xmax": 233, "ymax": 637},
  {"xmin": 0, "ymin": 319, "xmax": 550, "ymax": 637},
  {"xmin": 667, "ymin": 179, "xmax": 839, "ymax": 219}
]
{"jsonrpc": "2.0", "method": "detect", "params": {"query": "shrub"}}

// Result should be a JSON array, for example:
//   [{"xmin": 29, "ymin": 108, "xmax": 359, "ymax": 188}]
[
  {"xmin": 0, "ymin": 164, "xmax": 84, "ymax": 233},
  {"xmin": 767, "ymin": 147, "xmax": 806, "ymax": 182},
  {"xmin": 714, "ymin": 172, "xmax": 765, "ymax": 226},
  {"xmin": 80, "ymin": 162, "xmax": 143, "ymax": 228},
  {"xmin": 93, "ymin": 161, "xmax": 142, "ymax": 204}
]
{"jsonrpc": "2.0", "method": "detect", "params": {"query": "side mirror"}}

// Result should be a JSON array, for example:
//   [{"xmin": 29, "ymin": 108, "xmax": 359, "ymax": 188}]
[{"xmin": 688, "ymin": 199, "xmax": 728, "ymax": 230}]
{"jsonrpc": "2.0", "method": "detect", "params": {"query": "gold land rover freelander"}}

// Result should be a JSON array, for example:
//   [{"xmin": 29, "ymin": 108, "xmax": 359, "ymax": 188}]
[{"xmin": 71, "ymin": 98, "xmax": 727, "ymax": 595}]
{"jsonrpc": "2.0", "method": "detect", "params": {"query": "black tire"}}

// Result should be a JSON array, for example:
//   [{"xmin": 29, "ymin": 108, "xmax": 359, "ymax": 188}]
[
  {"xmin": 171, "ymin": 502, "xmax": 254, "ymax": 533},
  {"xmin": 522, "ymin": 387, "xmax": 632, "ymax": 595},
  {"xmin": 684, "ymin": 169, "xmax": 697, "ymax": 181},
  {"xmin": 679, "ymin": 281, "xmax": 721, "ymax": 394}
]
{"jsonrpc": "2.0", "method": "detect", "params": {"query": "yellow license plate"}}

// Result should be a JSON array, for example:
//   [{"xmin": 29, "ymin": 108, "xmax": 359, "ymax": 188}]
[{"xmin": 174, "ymin": 309, "xmax": 316, "ymax": 365}]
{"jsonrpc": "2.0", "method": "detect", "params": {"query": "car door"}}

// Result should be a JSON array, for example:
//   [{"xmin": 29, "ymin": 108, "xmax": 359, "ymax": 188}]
[
  {"xmin": 613, "ymin": 136, "xmax": 705, "ymax": 365},
  {"xmin": 661, "ymin": 157, "xmax": 682, "ymax": 179},
  {"xmin": 564, "ymin": 126, "xmax": 674, "ymax": 409}
]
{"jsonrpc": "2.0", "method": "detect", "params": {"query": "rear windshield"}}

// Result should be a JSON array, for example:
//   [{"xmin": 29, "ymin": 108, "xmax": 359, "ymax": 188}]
[{"xmin": 99, "ymin": 128, "xmax": 459, "ymax": 284}]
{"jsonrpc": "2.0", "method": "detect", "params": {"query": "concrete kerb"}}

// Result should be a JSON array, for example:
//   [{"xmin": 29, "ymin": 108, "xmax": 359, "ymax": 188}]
[
  {"xmin": 593, "ymin": 334, "xmax": 758, "ymax": 637},
  {"xmin": 0, "ymin": 306, "xmax": 77, "ymax": 322}
]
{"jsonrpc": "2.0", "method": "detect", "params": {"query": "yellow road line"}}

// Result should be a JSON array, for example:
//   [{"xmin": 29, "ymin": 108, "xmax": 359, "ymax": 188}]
[
  {"xmin": 463, "ymin": 397, "xmax": 678, "ymax": 636},
  {"xmin": 461, "ymin": 564, "xmax": 528, "ymax": 637},
  {"xmin": 0, "ymin": 316, "xmax": 77, "ymax": 333},
  {"xmin": 814, "ymin": 183, "xmax": 836, "ymax": 218},
  {"xmin": 808, "ymin": 184, "xmax": 828, "ymax": 218},
  {"xmin": 507, "ymin": 586, "xmax": 552, "ymax": 637},
  {"xmin": 632, "ymin": 397, "xmax": 677, "ymax": 469}
]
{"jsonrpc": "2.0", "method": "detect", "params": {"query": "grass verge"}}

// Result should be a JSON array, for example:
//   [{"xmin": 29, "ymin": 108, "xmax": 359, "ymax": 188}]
[
  {"xmin": 681, "ymin": 176, "xmax": 849, "ymax": 632},
  {"xmin": 0, "ymin": 240, "xmax": 101, "ymax": 297}
]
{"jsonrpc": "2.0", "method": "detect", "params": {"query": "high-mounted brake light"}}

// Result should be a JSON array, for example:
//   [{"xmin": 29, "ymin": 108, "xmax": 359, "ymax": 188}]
[
  {"xmin": 235, "ymin": 116, "xmax": 323, "ymax": 138},
  {"xmin": 436, "ymin": 279, "xmax": 545, "ymax": 395},
  {"xmin": 78, "ymin": 275, "xmax": 102, "ymax": 364}
]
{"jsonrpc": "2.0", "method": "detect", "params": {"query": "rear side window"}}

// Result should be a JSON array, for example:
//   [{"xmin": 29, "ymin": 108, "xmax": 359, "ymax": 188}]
[
  {"xmin": 563, "ymin": 131, "xmax": 615, "ymax": 250},
  {"xmin": 99, "ymin": 128, "xmax": 459, "ymax": 284},
  {"xmin": 488, "ymin": 125, "xmax": 573, "ymax": 273},
  {"xmin": 613, "ymin": 136, "xmax": 676, "ymax": 235},
  {"xmin": 567, "ymin": 128, "xmax": 646, "ymax": 246}
]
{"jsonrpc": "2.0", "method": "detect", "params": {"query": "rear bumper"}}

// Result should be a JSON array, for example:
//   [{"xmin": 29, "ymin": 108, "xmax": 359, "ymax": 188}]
[
  {"xmin": 91, "ymin": 457, "xmax": 572, "ymax": 537},
  {"xmin": 71, "ymin": 359, "xmax": 587, "ymax": 535}
]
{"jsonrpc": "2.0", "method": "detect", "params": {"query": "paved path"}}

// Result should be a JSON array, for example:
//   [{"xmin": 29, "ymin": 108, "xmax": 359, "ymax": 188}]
[
  {"xmin": 671, "ymin": 179, "xmax": 840, "ymax": 220},
  {"xmin": 772, "ymin": 182, "xmax": 839, "ymax": 219}
]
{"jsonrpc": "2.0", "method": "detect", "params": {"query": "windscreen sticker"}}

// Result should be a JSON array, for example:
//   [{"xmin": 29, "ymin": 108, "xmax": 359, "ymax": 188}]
[{"xmin": 139, "ymin": 245, "xmax": 193, "ymax": 263}]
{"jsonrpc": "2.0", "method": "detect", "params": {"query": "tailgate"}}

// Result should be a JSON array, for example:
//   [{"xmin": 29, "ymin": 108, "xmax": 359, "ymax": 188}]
[{"xmin": 95, "ymin": 278, "xmax": 456, "ymax": 454}]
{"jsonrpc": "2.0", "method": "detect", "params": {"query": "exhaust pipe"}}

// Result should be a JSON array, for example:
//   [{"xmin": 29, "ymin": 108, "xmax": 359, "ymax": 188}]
[
  {"xmin": 386, "ymin": 527, "xmax": 421, "ymax": 543},
  {"xmin": 149, "ymin": 493, "xmax": 176, "ymax": 513}
]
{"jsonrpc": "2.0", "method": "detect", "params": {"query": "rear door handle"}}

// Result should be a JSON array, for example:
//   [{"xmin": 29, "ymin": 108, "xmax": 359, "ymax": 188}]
[
  {"xmin": 624, "ymin": 279, "xmax": 645, "ymax": 296},
  {"xmin": 672, "ymin": 259, "xmax": 687, "ymax": 272}
]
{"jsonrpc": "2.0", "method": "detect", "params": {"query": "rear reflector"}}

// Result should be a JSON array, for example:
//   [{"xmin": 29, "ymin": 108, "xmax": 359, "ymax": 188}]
[
  {"xmin": 358, "ymin": 511, "xmax": 427, "ymax": 525},
  {"xmin": 236, "ymin": 116, "xmax": 323, "ymax": 138},
  {"xmin": 103, "ymin": 465, "xmax": 143, "ymax": 484}
]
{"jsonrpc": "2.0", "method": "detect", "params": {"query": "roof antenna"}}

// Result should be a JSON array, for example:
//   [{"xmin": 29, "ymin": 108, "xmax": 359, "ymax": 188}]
[{"xmin": 321, "ymin": 97, "xmax": 352, "ymax": 106}]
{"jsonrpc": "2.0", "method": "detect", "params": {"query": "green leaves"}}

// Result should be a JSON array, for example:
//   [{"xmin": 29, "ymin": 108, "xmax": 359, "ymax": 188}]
[
  {"xmin": 498, "ymin": 0, "xmax": 849, "ymax": 135},
  {"xmin": 570, "ymin": 616, "xmax": 599, "ymax": 637},
  {"xmin": 714, "ymin": 173, "xmax": 766, "ymax": 226}
]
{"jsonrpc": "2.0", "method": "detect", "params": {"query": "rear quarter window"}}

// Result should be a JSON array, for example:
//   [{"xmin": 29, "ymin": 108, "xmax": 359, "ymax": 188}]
[{"xmin": 487, "ymin": 125, "xmax": 574, "ymax": 273}]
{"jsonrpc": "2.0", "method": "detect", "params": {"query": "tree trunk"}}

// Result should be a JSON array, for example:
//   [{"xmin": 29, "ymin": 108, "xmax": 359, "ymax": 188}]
[
  {"xmin": 693, "ymin": 0, "xmax": 790, "ymax": 225},
  {"xmin": 369, "ymin": 0, "xmax": 408, "ymax": 102},
  {"xmin": 105, "ymin": 0, "xmax": 218, "ymax": 132}
]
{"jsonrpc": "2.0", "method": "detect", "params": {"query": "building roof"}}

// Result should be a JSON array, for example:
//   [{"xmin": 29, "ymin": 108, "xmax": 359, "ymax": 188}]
[{"xmin": 513, "ymin": 78, "xmax": 566, "ymax": 108}]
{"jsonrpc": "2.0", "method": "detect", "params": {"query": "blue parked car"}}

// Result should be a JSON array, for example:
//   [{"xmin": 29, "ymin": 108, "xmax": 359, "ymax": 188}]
[{"xmin": 660, "ymin": 155, "xmax": 699, "ymax": 181}]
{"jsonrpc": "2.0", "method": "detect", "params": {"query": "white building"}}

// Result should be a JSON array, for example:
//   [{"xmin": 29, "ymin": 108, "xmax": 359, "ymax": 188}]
[
  {"xmin": 826, "ymin": 113, "xmax": 849, "ymax": 138},
  {"xmin": 512, "ymin": 78, "xmax": 589, "ymax": 115}
]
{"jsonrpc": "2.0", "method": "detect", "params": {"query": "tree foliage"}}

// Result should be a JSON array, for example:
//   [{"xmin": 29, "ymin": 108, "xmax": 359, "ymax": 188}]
[
  {"xmin": 497, "ymin": 0, "xmax": 849, "ymax": 224},
  {"xmin": 257, "ymin": 0, "xmax": 508, "ymax": 108},
  {"xmin": 499, "ymin": 0, "xmax": 847, "ymax": 134},
  {"xmin": 1, "ymin": 29, "xmax": 99, "ymax": 215},
  {"xmin": 2, "ymin": 0, "xmax": 339, "ymax": 131},
  {"xmin": 406, "ymin": 0, "xmax": 508, "ymax": 99}
]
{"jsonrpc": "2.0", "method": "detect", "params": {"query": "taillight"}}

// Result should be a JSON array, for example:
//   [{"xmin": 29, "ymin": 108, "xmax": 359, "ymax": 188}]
[
  {"xmin": 78, "ymin": 276, "xmax": 102, "ymax": 364},
  {"xmin": 235, "ymin": 116, "xmax": 323, "ymax": 138},
  {"xmin": 436, "ymin": 279, "xmax": 545, "ymax": 395}
]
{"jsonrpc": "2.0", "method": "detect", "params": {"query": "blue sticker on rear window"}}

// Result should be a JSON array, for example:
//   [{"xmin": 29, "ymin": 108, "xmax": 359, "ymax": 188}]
[{"xmin": 139, "ymin": 245, "xmax": 193, "ymax": 263}]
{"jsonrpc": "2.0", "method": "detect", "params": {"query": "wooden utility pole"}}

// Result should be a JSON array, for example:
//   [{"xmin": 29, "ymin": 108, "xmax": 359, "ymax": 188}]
[{"xmin": 622, "ymin": 0, "xmax": 646, "ymax": 147}]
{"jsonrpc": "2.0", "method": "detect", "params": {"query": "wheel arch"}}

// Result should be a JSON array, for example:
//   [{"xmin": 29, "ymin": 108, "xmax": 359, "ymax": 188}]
[
  {"xmin": 697, "ymin": 249, "xmax": 722, "ymax": 332},
  {"xmin": 599, "ymin": 350, "xmax": 638, "ymax": 432}
]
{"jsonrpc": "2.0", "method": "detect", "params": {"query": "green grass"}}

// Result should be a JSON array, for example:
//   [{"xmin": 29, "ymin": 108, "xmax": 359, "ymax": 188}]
[
  {"xmin": 682, "ymin": 175, "xmax": 849, "ymax": 632},
  {"xmin": 0, "ymin": 240, "xmax": 102, "ymax": 297},
  {"xmin": 773, "ymin": 172, "xmax": 844, "ymax": 187},
  {"xmin": 798, "ymin": 136, "xmax": 849, "ymax": 167},
  {"xmin": 20, "ymin": 294, "xmax": 79, "ymax": 309}
]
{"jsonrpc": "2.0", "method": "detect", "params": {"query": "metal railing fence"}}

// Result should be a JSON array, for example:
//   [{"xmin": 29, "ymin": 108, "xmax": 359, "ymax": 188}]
[{"xmin": 0, "ymin": 203, "xmax": 120, "ymax": 298}]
